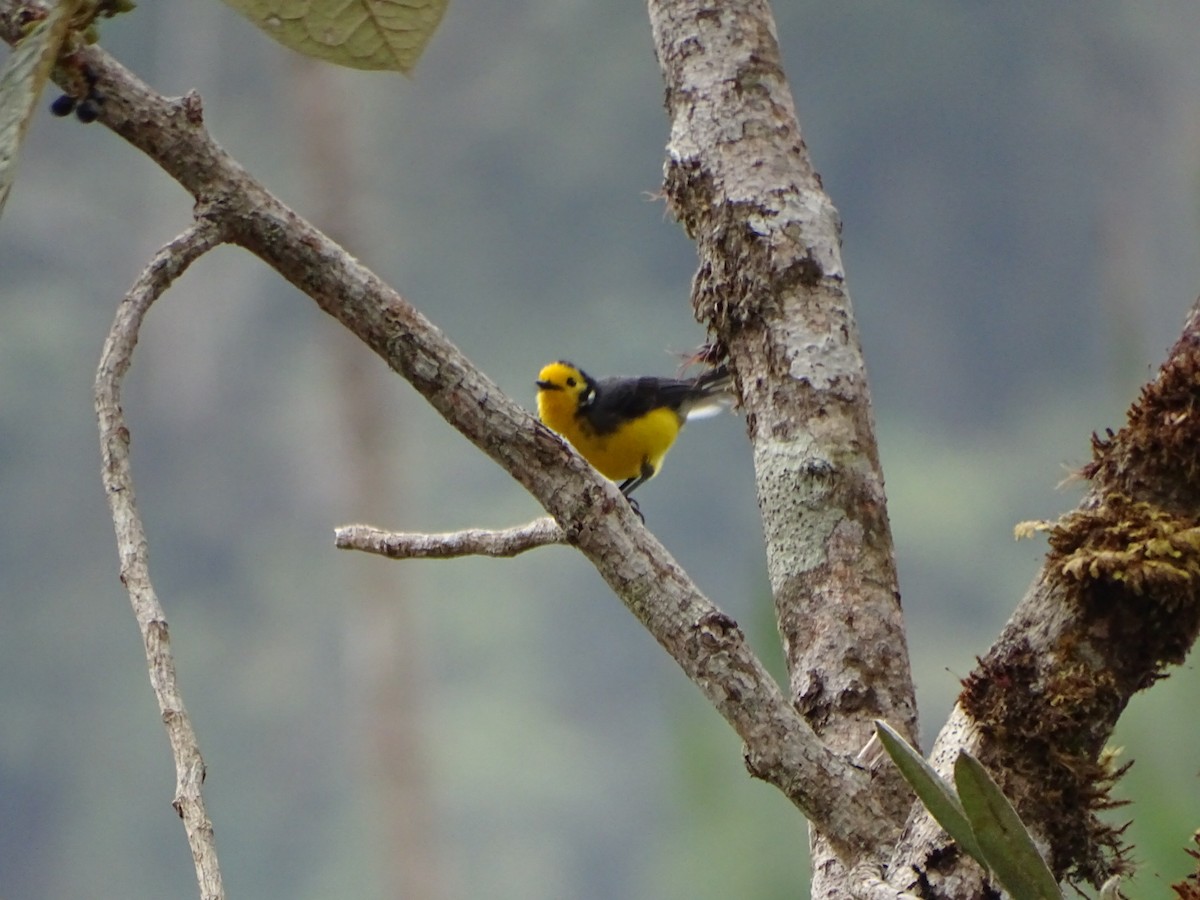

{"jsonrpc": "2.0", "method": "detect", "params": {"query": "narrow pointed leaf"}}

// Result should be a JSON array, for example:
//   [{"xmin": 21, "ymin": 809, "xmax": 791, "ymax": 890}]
[
  {"xmin": 954, "ymin": 751, "xmax": 1063, "ymax": 900},
  {"xmin": 220, "ymin": 0, "xmax": 449, "ymax": 73},
  {"xmin": 0, "ymin": 0, "xmax": 81, "ymax": 216},
  {"xmin": 874, "ymin": 720, "xmax": 988, "ymax": 868}
]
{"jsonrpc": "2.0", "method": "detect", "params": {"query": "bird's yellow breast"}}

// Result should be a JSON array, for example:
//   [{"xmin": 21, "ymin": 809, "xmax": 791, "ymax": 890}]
[{"xmin": 537, "ymin": 390, "xmax": 682, "ymax": 482}]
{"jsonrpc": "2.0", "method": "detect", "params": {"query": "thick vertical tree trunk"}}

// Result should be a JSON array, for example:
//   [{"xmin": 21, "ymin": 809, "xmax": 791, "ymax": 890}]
[{"xmin": 646, "ymin": 1, "xmax": 920, "ymax": 893}]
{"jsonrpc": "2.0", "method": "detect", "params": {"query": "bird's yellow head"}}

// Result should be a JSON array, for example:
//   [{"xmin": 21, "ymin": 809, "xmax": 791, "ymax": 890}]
[{"xmin": 535, "ymin": 361, "xmax": 594, "ymax": 430}]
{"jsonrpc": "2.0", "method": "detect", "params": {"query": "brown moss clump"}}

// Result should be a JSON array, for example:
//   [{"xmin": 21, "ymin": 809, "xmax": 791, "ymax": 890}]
[
  {"xmin": 1049, "ymin": 495, "xmax": 1200, "ymax": 617},
  {"xmin": 989, "ymin": 492, "xmax": 1200, "ymax": 884},
  {"xmin": 961, "ymin": 642, "xmax": 1133, "ymax": 886},
  {"xmin": 1083, "ymin": 341, "xmax": 1200, "ymax": 510}
]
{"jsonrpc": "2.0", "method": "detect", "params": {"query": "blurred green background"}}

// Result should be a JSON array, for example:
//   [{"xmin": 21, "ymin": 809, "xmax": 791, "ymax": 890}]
[{"xmin": 2, "ymin": 1, "xmax": 1200, "ymax": 897}]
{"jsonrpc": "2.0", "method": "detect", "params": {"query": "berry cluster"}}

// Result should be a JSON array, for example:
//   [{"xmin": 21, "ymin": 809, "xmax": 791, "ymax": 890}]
[{"xmin": 49, "ymin": 63, "xmax": 103, "ymax": 124}]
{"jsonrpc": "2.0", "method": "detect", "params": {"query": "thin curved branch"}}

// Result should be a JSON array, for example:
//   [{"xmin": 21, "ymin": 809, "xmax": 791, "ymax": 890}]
[
  {"xmin": 0, "ymin": 3, "xmax": 897, "ymax": 853},
  {"xmin": 94, "ymin": 220, "xmax": 229, "ymax": 900},
  {"xmin": 335, "ymin": 519, "xmax": 564, "ymax": 559}
]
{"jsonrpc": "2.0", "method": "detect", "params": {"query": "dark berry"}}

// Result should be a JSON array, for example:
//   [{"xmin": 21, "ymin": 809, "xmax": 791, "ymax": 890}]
[
  {"xmin": 75, "ymin": 98, "xmax": 100, "ymax": 123},
  {"xmin": 49, "ymin": 94, "xmax": 77, "ymax": 117}
]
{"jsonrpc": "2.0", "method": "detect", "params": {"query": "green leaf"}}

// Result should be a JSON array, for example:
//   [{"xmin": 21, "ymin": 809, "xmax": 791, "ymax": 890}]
[
  {"xmin": 954, "ymin": 751, "xmax": 1063, "ymax": 900},
  {"xmin": 220, "ymin": 0, "xmax": 449, "ymax": 73},
  {"xmin": 874, "ymin": 721, "xmax": 989, "ymax": 869},
  {"xmin": 0, "ymin": 0, "xmax": 82, "ymax": 217}
]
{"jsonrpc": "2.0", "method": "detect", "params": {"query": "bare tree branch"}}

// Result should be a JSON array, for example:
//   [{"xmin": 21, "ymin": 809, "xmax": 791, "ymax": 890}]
[
  {"xmin": 335, "ymin": 519, "xmax": 564, "ymax": 559},
  {"xmin": 94, "ymin": 220, "xmax": 229, "ymax": 900}
]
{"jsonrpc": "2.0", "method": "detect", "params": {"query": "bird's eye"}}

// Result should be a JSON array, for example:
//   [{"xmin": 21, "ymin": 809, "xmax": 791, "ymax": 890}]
[{"xmin": 566, "ymin": 377, "xmax": 576, "ymax": 387}]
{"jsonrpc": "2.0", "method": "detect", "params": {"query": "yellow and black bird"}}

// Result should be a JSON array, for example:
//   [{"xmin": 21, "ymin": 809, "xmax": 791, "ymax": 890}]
[{"xmin": 535, "ymin": 361, "xmax": 731, "ymax": 496}]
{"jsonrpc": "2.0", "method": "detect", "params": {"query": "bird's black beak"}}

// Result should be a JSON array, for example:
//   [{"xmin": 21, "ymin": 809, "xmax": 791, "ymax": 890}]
[{"xmin": 535, "ymin": 380, "xmax": 560, "ymax": 390}]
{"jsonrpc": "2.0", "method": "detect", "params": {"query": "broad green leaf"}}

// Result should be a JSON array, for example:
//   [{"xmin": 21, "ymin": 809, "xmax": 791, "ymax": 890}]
[
  {"xmin": 874, "ymin": 720, "xmax": 988, "ymax": 869},
  {"xmin": 954, "ymin": 751, "xmax": 1063, "ymax": 900},
  {"xmin": 0, "ymin": 0, "xmax": 82, "ymax": 217},
  {"xmin": 221, "ymin": 0, "xmax": 449, "ymax": 73}
]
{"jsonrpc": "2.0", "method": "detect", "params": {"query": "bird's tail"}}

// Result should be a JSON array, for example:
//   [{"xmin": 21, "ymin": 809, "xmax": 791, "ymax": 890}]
[
  {"xmin": 693, "ymin": 363, "xmax": 732, "ymax": 393},
  {"xmin": 685, "ymin": 363, "xmax": 735, "ymax": 420}
]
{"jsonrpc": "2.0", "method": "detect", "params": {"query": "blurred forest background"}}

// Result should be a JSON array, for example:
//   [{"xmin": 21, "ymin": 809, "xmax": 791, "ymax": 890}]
[{"xmin": 2, "ymin": 1, "xmax": 1200, "ymax": 897}]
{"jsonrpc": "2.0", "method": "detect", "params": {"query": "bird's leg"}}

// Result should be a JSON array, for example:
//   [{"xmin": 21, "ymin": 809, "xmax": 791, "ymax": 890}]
[
  {"xmin": 617, "ymin": 478, "xmax": 646, "ymax": 521},
  {"xmin": 618, "ymin": 476, "xmax": 642, "ymax": 494},
  {"xmin": 618, "ymin": 462, "xmax": 655, "ymax": 522}
]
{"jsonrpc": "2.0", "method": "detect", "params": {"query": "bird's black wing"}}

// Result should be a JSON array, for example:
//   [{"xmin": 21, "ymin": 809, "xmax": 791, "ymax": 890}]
[{"xmin": 585, "ymin": 376, "xmax": 700, "ymax": 435}]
